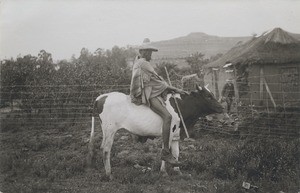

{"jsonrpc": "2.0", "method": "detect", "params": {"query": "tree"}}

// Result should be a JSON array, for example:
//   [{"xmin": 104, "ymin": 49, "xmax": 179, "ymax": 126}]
[
  {"xmin": 155, "ymin": 62, "xmax": 178, "ymax": 80},
  {"xmin": 185, "ymin": 52, "xmax": 208, "ymax": 74},
  {"xmin": 0, "ymin": 46, "xmax": 136, "ymax": 118},
  {"xmin": 78, "ymin": 48, "xmax": 92, "ymax": 66},
  {"xmin": 0, "ymin": 55, "xmax": 37, "ymax": 109}
]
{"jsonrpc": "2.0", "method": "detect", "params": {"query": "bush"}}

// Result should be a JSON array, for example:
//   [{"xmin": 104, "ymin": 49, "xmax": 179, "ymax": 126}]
[{"xmin": 214, "ymin": 138, "xmax": 299, "ymax": 191}]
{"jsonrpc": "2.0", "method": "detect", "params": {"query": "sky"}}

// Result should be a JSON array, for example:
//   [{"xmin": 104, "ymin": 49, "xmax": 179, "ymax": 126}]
[{"xmin": 1, "ymin": 0, "xmax": 300, "ymax": 61}]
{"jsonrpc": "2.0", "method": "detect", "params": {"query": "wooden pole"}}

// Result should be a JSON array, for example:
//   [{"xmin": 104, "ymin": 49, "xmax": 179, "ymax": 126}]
[
  {"xmin": 212, "ymin": 68, "xmax": 219, "ymax": 99},
  {"xmin": 263, "ymin": 77, "xmax": 277, "ymax": 109},
  {"xmin": 259, "ymin": 67, "xmax": 264, "ymax": 106},
  {"xmin": 164, "ymin": 67, "xmax": 190, "ymax": 139},
  {"xmin": 250, "ymin": 90, "xmax": 254, "ymax": 135},
  {"xmin": 282, "ymin": 83, "xmax": 288, "ymax": 137},
  {"xmin": 233, "ymin": 66, "xmax": 239, "ymax": 101}
]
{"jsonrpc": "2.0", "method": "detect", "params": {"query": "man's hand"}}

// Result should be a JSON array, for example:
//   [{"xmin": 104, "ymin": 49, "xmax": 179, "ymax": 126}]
[
  {"xmin": 174, "ymin": 88, "xmax": 188, "ymax": 95},
  {"xmin": 167, "ymin": 86, "xmax": 188, "ymax": 95}
]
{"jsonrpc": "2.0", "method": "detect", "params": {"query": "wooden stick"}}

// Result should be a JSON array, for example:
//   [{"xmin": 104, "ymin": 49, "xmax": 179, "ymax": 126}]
[
  {"xmin": 164, "ymin": 67, "xmax": 190, "ymax": 139},
  {"xmin": 263, "ymin": 77, "xmax": 277, "ymax": 109},
  {"xmin": 260, "ymin": 67, "xmax": 264, "ymax": 105}
]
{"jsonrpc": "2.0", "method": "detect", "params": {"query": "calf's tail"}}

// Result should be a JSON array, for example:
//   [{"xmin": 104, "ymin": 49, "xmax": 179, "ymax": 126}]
[
  {"xmin": 87, "ymin": 116, "xmax": 96, "ymax": 168},
  {"xmin": 87, "ymin": 96, "xmax": 107, "ymax": 167}
]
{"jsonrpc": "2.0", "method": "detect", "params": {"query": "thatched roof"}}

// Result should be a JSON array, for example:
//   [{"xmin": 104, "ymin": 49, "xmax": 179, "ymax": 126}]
[{"xmin": 205, "ymin": 28, "xmax": 300, "ymax": 68}]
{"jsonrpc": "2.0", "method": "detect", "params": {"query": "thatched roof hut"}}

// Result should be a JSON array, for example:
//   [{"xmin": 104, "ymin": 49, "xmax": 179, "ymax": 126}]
[{"xmin": 204, "ymin": 28, "xmax": 300, "ymax": 109}]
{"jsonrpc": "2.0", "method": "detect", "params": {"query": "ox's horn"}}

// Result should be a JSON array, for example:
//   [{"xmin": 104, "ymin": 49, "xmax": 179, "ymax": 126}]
[
  {"xmin": 197, "ymin": 85, "xmax": 202, "ymax": 91},
  {"xmin": 204, "ymin": 84, "xmax": 212, "ymax": 93}
]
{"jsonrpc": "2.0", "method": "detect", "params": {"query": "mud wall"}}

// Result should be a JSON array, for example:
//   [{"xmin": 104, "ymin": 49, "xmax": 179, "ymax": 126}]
[{"xmin": 243, "ymin": 63, "xmax": 300, "ymax": 107}]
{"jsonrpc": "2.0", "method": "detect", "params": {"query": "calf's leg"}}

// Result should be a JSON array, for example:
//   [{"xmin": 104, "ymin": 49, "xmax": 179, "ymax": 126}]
[
  {"xmin": 160, "ymin": 144, "xmax": 168, "ymax": 176},
  {"xmin": 160, "ymin": 139, "xmax": 182, "ymax": 175},
  {"xmin": 101, "ymin": 124, "xmax": 117, "ymax": 180},
  {"xmin": 170, "ymin": 139, "xmax": 182, "ymax": 175}
]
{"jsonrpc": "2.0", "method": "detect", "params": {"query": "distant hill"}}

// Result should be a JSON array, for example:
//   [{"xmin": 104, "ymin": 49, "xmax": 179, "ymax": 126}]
[
  {"xmin": 288, "ymin": 32, "xmax": 300, "ymax": 41},
  {"xmin": 149, "ymin": 31, "xmax": 300, "ymax": 60},
  {"xmin": 150, "ymin": 32, "xmax": 251, "ymax": 60}
]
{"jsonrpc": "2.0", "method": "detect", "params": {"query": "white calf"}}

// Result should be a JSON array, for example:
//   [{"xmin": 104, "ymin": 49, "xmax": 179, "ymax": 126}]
[{"xmin": 88, "ymin": 92, "xmax": 181, "ymax": 179}]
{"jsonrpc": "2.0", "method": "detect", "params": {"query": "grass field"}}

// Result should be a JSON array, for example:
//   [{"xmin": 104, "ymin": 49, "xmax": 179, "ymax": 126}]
[{"xmin": 0, "ymin": 115, "xmax": 299, "ymax": 193}]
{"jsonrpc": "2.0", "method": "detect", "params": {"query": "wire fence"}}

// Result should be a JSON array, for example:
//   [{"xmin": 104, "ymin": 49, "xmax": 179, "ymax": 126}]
[
  {"xmin": 201, "ymin": 72, "xmax": 299, "ymax": 138},
  {"xmin": 1, "ymin": 78, "xmax": 299, "ymax": 138}
]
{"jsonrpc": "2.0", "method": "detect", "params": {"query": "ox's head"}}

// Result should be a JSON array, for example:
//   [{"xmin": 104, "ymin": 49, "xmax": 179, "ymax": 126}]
[
  {"xmin": 191, "ymin": 85, "xmax": 235, "ymax": 126},
  {"xmin": 194, "ymin": 85, "xmax": 235, "ymax": 126},
  {"xmin": 190, "ymin": 85, "xmax": 224, "ymax": 115},
  {"xmin": 177, "ymin": 85, "xmax": 235, "ymax": 138}
]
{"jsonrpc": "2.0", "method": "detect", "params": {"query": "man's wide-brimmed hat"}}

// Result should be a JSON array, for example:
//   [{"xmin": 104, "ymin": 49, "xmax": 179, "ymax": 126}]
[{"xmin": 139, "ymin": 38, "xmax": 158, "ymax": 52}]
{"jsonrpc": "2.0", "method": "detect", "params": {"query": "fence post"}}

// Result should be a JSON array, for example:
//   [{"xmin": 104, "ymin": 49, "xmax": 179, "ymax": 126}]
[
  {"xmin": 233, "ymin": 66, "xmax": 239, "ymax": 101},
  {"xmin": 266, "ymin": 96, "xmax": 270, "ymax": 137},
  {"xmin": 60, "ymin": 90, "xmax": 64, "ymax": 117},
  {"xmin": 282, "ymin": 84, "xmax": 288, "ymax": 138},
  {"xmin": 10, "ymin": 90, "xmax": 13, "ymax": 112},
  {"xmin": 250, "ymin": 90, "xmax": 254, "ymax": 136},
  {"xmin": 259, "ymin": 67, "xmax": 264, "ymax": 106}
]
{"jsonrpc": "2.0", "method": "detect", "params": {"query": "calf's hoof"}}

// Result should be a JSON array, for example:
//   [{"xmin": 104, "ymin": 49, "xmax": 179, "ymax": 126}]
[
  {"xmin": 101, "ymin": 174, "xmax": 114, "ymax": 181},
  {"xmin": 160, "ymin": 171, "xmax": 169, "ymax": 178},
  {"xmin": 173, "ymin": 168, "xmax": 183, "ymax": 176},
  {"xmin": 161, "ymin": 149, "xmax": 181, "ymax": 167}
]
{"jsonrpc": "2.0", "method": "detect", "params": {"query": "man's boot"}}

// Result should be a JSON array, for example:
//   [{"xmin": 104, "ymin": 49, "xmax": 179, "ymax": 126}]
[{"xmin": 161, "ymin": 148, "xmax": 181, "ymax": 166}]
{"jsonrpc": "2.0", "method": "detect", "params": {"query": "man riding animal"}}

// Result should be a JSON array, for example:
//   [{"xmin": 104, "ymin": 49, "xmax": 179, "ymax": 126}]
[
  {"xmin": 130, "ymin": 38, "xmax": 187, "ymax": 166},
  {"xmin": 88, "ymin": 39, "xmax": 229, "ymax": 179}
]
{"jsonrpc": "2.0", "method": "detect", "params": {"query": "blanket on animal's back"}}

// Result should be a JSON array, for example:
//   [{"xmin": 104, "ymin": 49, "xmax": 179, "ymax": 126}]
[{"xmin": 130, "ymin": 57, "xmax": 168, "ymax": 106}]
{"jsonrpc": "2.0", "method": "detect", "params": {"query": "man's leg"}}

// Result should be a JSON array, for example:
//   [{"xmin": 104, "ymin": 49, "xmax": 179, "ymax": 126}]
[
  {"xmin": 149, "ymin": 97, "xmax": 180, "ymax": 166},
  {"xmin": 149, "ymin": 97, "xmax": 172, "ymax": 149},
  {"xmin": 227, "ymin": 98, "xmax": 233, "ymax": 112}
]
